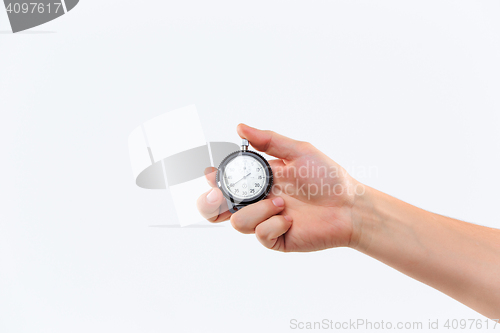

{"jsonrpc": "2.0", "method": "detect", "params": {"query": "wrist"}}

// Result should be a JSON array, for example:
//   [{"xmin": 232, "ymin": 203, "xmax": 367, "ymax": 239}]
[{"xmin": 348, "ymin": 183, "xmax": 380, "ymax": 250}]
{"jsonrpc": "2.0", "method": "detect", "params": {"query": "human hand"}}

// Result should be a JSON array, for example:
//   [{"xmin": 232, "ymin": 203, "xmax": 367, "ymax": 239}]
[
  {"xmin": 200, "ymin": 124, "xmax": 500, "ymax": 318},
  {"xmin": 196, "ymin": 124, "xmax": 363, "ymax": 252}
]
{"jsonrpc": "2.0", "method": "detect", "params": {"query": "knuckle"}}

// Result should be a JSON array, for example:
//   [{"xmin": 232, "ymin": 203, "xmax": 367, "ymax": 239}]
[
  {"xmin": 230, "ymin": 213, "xmax": 250, "ymax": 233},
  {"xmin": 254, "ymin": 224, "xmax": 267, "ymax": 240},
  {"xmin": 297, "ymin": 141, "xmax": 314, "ymax": 151},
  {"xmin": 264, "ymin": 129, "xmax": 276, "ymax": 136},
  {"xmin": 270, "ymin": 215, "xmax": 285, "ymax": 228},
  {"xmin": 255, "ymin": 230, "xmax": 273, "ymax": 249},
  {"xmin": 263, "ymin": 130, "xmax": 275, "ymax": 151},
  {"xmin": 229, "ymin": 213, "xmax": 240, "ymax": 230}
]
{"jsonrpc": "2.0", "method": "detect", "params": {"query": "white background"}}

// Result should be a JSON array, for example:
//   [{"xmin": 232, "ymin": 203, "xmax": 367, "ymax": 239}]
[{"xmin": 1, "ymin": 1, "xmax": 499, "ymax": 332}]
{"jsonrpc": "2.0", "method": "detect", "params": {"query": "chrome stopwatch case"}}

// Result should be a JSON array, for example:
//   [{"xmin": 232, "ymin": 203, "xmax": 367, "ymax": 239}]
[{"xmin": 216, "ymin": 139, "xmax": 273, "ymax": 213}]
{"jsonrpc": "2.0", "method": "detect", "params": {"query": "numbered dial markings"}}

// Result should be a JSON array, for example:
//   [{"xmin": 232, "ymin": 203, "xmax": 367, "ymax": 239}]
[{"xmin": 222, "ymin": 155, "xmax": 267, "ymax": 200}]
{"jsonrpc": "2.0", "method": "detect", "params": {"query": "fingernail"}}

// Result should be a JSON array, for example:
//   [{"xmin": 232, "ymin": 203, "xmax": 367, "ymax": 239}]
[
  {"xmin": 284, "ymin": 215, "xmax": 293, "ymax": 222},
  {"xmin": 206, "ymin": 189, "xmax": 218, "ymax": 203},
  {"xmin": 272, "ymin": 197, "xmax": 284, "ymax": 207}
]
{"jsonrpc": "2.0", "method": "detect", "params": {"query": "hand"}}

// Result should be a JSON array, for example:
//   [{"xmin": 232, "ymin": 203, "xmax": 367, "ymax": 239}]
[
  {"xmin": 201, "ymin": 124, "xmax": 500, "ymax": 318},
  {"xmin": 196, "ymin": 124, "xmax": 363, "ymax": 252}
]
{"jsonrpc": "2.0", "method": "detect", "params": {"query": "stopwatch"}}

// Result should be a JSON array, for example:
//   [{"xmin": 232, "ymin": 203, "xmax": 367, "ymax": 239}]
[{"xmin": 216, "ymin": 139, "xmax": 273, "ymax": 213}]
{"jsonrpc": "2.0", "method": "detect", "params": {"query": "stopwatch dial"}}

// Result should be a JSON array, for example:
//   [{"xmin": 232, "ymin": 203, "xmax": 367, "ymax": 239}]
[{"xmin": 222, "ymin": 155, "xmax": 267, "ymax": 200}]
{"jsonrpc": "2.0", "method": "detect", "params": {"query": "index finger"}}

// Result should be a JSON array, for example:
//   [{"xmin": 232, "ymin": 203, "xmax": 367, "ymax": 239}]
[{"xmin": 236, "ymin": 123, "xmax": 303, "ymax": 161}]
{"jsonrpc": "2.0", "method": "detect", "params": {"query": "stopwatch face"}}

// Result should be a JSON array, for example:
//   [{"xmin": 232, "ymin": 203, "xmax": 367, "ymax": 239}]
[
  {"xmin": 222, "ymin": 155, "xmax": 267, "ymax": 200},
  {"xmin": 217, "ymin": 151, "xmax": 273, "ymax": 204}
]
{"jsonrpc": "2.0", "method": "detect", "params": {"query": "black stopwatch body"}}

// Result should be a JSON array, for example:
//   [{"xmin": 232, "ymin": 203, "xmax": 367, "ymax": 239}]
[{"xmin": 216, "ymin": 148, "xmax": 273, "ymax": 213}]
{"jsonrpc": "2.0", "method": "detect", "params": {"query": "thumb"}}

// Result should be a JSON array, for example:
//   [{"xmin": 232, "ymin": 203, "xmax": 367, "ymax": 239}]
[{"xmin": 236, "ymin": 124, "xmax": 303, "ymax": 161}]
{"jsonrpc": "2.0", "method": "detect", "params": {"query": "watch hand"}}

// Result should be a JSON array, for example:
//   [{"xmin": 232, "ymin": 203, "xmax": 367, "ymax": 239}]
[{"xmin": 233, "ymin": 173, "xmax": 251, "ymax": 186}]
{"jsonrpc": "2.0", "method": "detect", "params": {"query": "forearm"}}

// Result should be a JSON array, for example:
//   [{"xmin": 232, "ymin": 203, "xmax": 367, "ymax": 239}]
[{"xmin": 350, "ymin": 185, "xmax": 500, "ymax": 318}]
